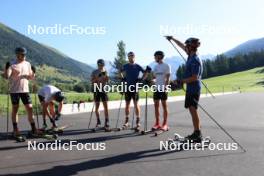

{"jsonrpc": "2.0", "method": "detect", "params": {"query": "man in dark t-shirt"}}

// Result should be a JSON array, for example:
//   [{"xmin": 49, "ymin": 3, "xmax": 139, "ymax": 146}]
[
  {"xmin": 91, "ymin": 59, "xmax": 110, "ymax": 131},
  {"xmin": 121, "ymin": 51, "xmax": 145, "ymax": 130},
  {"xmin": 167, "ymin": 36, "xmax": 203, "ymax": 143}
]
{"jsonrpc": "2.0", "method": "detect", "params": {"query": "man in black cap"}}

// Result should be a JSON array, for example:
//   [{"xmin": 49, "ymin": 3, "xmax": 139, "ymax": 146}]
[
  {"xmin": 167, "ymin": 36, "xmax": 203, "ymax": 142},
  {"xmin": 3, "ymin": 47, "xmax": 38, "ymax": 138},
  {"xmin": 91, "ymin": 59, "xmax": 110, "ymax": 131}
]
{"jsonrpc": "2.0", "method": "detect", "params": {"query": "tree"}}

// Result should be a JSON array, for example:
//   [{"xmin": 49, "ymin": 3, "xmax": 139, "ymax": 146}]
[{"xmin": 111, "ymin": 41, "xmax": 128, "ymax": 79}]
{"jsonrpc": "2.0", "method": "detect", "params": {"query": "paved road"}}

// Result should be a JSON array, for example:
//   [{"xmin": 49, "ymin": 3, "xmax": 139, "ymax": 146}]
[{"xmin": 0, "ymin": 93, "xmax": 263, "ymax": 176}]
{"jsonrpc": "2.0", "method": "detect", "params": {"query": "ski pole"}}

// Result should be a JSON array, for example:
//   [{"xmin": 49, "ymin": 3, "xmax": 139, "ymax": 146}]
[
  {"xmin": 166, "ymin": 38, "xmax": 216, "ymax": 99},
  {"xmin": 181, "ymin": 87, "xmax": 246, "ymax": 153},
  {"xmin": 31, "ymin": 66, "xmax": 39, "ymax": 128},
  {"xmin": 115, "ymin": 93, "xmax": 123, "ymax": 129},
  {"xmin": 131, "ymin": 106, "xmax": 135, "ymax": 128},
  {"xmin": 34, "ymin": 93, "xmax": 40, "ymax": 129},
  {"xmin": 6, "ymin": 82, "xmax": 9, "ymax": 139},
  {"xmin": 88, "ymin": 102, "xmax": 95, "ymax": 129},
  {"xmin": 144, "ymin": 91, "xmax": 148, "ymax": 131}
]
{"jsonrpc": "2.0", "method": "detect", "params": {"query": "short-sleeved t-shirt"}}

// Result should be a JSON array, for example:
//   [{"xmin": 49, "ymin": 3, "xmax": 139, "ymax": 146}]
[
  {"xmin": 153, "ymin": 62, "xmax": 171, "ymax": 90},
  {"xmin": 184, "ymin": 55, "xmax": 203, "ymax": 94},
  {"xmin": 121, "ymin": 63, "xmax": 144, "ymax": 85},
  {"xmin": 9, "ymin": 59, "xmax": 32, "ymax": 93},
  {"xmin": 91, "ymin": 69, "xmax": 109, "ymax": 92},
  {"xmin": 38, "ymin": 85, "xmax": 61, "ymax": 103},
  {"xmin": 91, "ymin": 69, "xmax": 108, "ymax": 84}
]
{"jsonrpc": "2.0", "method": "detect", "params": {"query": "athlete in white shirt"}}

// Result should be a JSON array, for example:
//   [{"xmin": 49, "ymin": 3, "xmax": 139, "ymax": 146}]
[
  {"xmin": 38, "ymin": 85, "xmax": 65, "ymax": 129},
  {"xmin": 152, "ymin": 51, "xmax": 171, "ymax": 131}
]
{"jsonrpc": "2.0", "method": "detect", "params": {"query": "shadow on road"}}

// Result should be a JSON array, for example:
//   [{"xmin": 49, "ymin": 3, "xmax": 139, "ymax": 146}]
[{"xmin": 0, "ymin": 148, "xmax": 176, "ymax": 176}]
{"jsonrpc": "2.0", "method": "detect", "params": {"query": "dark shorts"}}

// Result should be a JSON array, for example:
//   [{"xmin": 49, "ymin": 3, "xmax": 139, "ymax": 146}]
[
  {"xmin": 184, "ymin": 93, "xmax": 200, "ymax": 109},
  {"xmin": 94, "ymin": 92, "xmax": 108, "ymax": 102},
  {"xmin": 153, "ymin": 92, "xmax": 168, "ymax": 101},
  {"xmin": 38, "ymin": 95, "xmax": 45, "ymax": 103},
  {"xmin": 10, "ymin": 93, "xmax": 32, "ymax": 105},
  {"xmin": 125, "ymin": 92, "xmax": 139, "ymax": 102}
]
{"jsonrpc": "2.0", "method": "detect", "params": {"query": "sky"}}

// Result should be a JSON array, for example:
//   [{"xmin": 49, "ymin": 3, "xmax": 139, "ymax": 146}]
[{"xmin": 0, "ymin": 0, "xmax": 263, "ymax": 65}]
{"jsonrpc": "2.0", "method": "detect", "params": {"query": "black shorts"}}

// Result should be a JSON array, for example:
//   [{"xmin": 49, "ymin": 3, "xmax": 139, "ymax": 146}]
[
  {"xmin": 125, "ymin": 92, "xmax": 139, "ymax": 102},
  {"xmin": 94, "ymin": 92, "xmax": 108, "ymax": 102},
  {"xmin": 184, "ymin": 93, "xmax": 200, "ymax": 109},
  {"xmin": 10, "ymin": 93, "xmax": 32, "ymax": 105},
  {"xmin": 38, "ymin": 95, "xmax": 45, "ymax": 103},
  {"xmin": 153, "ymin": 92, "xmax": 168, "ymax": 101}
]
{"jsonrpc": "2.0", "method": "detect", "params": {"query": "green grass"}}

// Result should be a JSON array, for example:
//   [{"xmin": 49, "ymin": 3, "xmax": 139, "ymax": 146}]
[{"xmin": 1, "ymin": 66, "xmax": 264, "ymax": 115}]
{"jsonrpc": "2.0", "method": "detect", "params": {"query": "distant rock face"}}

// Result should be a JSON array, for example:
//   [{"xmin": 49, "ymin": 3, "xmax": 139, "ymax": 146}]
[{"xmin": 224, "ymin": 38, "xmax": 264, "ymax": 57}]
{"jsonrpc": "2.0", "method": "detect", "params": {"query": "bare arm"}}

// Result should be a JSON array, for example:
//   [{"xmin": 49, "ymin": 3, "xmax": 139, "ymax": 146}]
[
  {"xmin": 165, "ymin": 73, "xmax": 170, "ymax": 86},
  {"xmin": 166, "ymin": 36, "xmax": 187, "ymax": 53},
  {"xmin": 182, "ymin": 74, "xmax": 199, "ymax": 84}
]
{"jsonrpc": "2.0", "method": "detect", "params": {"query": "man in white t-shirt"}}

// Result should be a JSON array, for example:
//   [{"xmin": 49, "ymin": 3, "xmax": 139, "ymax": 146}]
[
  {"xmin": 38, "ymin": 85, "xmax": 65, "ymax": 129},
  {"xmin": 152, "ymin": 51, "xmax": 171, "ymax": 131},
  {"xmin": 2, "ymin": 47, "xmax": 38, "ymax": 137}
]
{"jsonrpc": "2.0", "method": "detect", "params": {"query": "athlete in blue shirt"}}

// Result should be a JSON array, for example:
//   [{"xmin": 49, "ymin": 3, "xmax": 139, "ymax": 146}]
[
  {"xmin": 167, "ymin": 36, "xmax": 203, "ymax": 143},
  {"xmin": 121, "ymin": 52, "xmax": 146, "ymax": 130}
]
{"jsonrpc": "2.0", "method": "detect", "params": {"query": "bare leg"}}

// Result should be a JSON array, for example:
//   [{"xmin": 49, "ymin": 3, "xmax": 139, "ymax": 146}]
[
  {"xmin": 11, "ymin": 104, "xmax": 19, "ymax": 133},
  {"xmin": 161, "ymin": 100, "xmax": 168, "ymax": 125},
  {"xmin": 25, "ymin": 104, "xmax": 34, "ymax": 123},
  {"xmin": 125, "ymin": 100, "xmax": 131, "ymax": 118},
  {"xmin": 102, "ymin": 101, "xmax": 109, "ymax": 120},
  {"xmin": 154, "ymin": 100, "xmax": 160, "ymax": 125},
  {"xmin": 189, "ymin": 106, "xmax": 200, "ymax": 131},
  {"xmin": 95, "ymin": 102, "xmax": 101, "ymax": 125}
]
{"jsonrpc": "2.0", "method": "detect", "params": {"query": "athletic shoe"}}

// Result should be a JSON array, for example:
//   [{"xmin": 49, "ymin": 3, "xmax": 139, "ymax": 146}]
[
  {"xmin": 152, "ymin": 123, "xmax": 161, "ymax": 130},
  {"xmin": 123, "ymin": 117, "xmax": 130, "ymax": 128},
  {"xmin": 40, "ymin": 124, "xmax": 48, "ymax": 131},
  {"xmin": 185, "ymin": 130, "xmax": 202, "ymax": 143},
  {"xmin": 96, "ymin": 118, "xmax": 101, "ymax": 127},
  {"xmin": 161, "ymin": 124, "xmax": 169, "ymax": 131}
]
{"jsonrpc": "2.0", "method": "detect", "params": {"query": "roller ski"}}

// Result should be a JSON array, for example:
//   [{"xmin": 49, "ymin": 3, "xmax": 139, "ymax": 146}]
[
  {"xmin": 27, "ymin": 130, "xmax": 58, "ymax": 140},
  {"xmin": 154, "ymin": 124, "xmax": 169, "ymax": 136},
  {"xmin": 166, "ymin": 131, "xmax": 211, "ymax": 151},
  {"xmin": 141, "ymin": 124, "xmax": 160, "ymax": 135},
  {"xmin": 44, "ymin": 124, "xmax": 72, "ymax": 134}
]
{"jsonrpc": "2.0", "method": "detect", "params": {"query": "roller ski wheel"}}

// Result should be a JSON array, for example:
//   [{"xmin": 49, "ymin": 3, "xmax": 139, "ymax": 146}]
[
  {"xmin": 12, "ymin": 134, "xmax": 26, "ymax": 142},
  {"xmin": 104, "ymin": 126, "xmax": 112, "ymax": 132},
  {"xmin": 121, "ymin": 123, "xmax": 130, "ymax": 130}
]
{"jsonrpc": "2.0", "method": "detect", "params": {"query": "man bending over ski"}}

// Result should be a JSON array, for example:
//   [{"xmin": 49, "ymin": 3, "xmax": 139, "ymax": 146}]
[
  {"xmin": 167, "ymin": 36, "xmax": 203, "ymax": 143},
  {"xmin": 37, "ymin": 85, "xmax": 65, "ymax": 130}
]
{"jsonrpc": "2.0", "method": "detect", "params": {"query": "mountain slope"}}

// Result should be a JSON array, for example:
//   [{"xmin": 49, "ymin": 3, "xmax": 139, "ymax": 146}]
[
  {"xmin": 0, "ymin": 22, "xmax": 93, "ymax": 78},
  {"xmin": 224, "ymin": 37, "xmax": 264, "ymax": 57}
]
